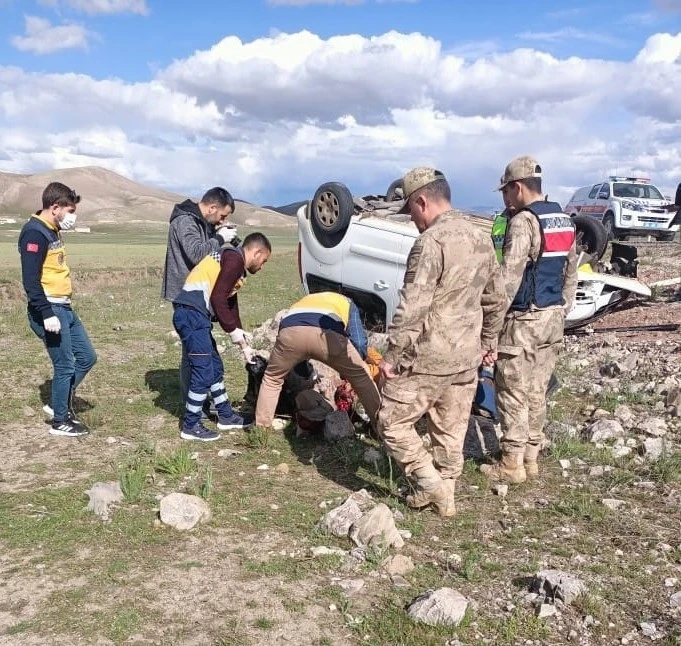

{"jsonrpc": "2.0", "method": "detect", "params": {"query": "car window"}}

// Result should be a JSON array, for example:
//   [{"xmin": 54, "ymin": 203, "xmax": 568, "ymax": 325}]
[
  {"xmin": 598, "ymin": 184, "xmax": 610, "ymax": 199},
  {"xmin": 613, "ymin": 182, "xmax": 664, "ymax": 200},
  {"xmin": 588, "ymin": 184, "xmax": 601, "ymax": 199}
]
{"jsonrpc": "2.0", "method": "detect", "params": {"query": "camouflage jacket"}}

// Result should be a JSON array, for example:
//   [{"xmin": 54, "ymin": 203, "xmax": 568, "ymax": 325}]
[
  {"xmin": 383, "ymin": 210, "xmax": 507, "ymax": 376},
  {"xmin": 501, "ymin": 209, "xmax": 578, "ymax": 315}
]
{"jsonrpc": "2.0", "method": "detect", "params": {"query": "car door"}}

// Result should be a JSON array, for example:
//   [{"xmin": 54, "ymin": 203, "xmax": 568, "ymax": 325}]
[
  {"xmin": 595, "ymin": 182, "xmax": 610, "ymax": 221},
  {"xmin": 340, "ymin": 217, "xmax": 412, "ymax": 328}
]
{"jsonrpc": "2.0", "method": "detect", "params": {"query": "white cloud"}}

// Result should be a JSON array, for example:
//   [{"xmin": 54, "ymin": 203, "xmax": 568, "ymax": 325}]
[
  {"xmin": 1, "ymin": 29, "xmax": 681, "ymax": 206},
  {"xmin": 634, "ymin": 32, "xmax": 681, "ymax": 62},
  {"xmin": 10, "ymin": 15, "xmax": 90, "ymax": 54},
  {"xmin": 37, "ymin": 0, "xmax": 149, "ymax": 15}
]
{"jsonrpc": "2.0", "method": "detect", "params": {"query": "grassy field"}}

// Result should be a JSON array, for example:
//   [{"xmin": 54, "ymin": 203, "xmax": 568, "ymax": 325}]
[{"xmin": 0, "ymin": 223, "xmax": 680, "ymax": 645}]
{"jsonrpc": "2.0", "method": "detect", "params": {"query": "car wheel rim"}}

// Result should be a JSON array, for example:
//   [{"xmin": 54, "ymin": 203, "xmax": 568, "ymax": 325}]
[{"xmin": 316, "ymin": 191, "xmax": 339, "ymax": 229}]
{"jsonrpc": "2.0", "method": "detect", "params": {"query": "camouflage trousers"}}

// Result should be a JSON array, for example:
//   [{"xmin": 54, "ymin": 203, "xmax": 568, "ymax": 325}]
[
  {"xmin": 377, "ymin": 367, "xmax": 478, "ymax": 480},
  {"xmin": 496, "ymin": 308, "xmax": 564, "ymax": 454}
]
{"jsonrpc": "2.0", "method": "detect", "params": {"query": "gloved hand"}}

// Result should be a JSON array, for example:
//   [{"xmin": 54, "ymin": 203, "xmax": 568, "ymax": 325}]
[
  {"xmin": 216, "ymin": 225, "xmax": 238, "ymax": 245},
  {"xmin": 242, "ymin": 345, "xmax": 256, "ymax": 364},
  {"xmin": 43, "ymin": 316, "xmax": 61, "ymax": 334},
  {"xmin": 229, "ymin": 328, "xmax": 253, "ymax": 344}
]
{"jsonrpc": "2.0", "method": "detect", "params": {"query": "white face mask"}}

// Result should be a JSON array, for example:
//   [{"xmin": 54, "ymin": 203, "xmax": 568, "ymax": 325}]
[{"xmin": 59, "ymin": 210, "xmax": 77, "ymax": 230}]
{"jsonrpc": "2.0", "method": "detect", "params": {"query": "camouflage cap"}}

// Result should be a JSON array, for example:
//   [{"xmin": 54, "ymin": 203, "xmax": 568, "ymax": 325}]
[
  {"xmin": 398, "ymin": 167, "xmax": 446, "ymax": 213},
  {"xmin": 496, "ymin": 156, "xmax": 542, "ymax": 190}
]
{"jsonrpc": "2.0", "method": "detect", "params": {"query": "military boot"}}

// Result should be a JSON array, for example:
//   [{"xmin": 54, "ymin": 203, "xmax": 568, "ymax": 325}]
[
  {"xmin": 524, "ymin": 444, "xmax": 541, "ymax": 479},
  {"xmin": 405, "ymin": 467, "xmax": 456, "ymax": 517},
  {"xmin": 480, "ymin": 452, "xmax": 527, "ymax": 484}
]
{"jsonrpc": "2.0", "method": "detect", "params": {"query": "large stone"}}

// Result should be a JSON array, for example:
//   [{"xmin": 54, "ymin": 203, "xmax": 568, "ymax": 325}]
[
  {"xmin": 349, "ymin": 503, "xmax": 404, "ymax": 549},
  {"xmin": 84, "ymin": 481, "xmax": 124, "ymax": 521},
  {"xmin": 531, "ymin": 570, "xmax": 587, "ymax": 605},
  {"xmin": 586, "ymin": 419, "xmax": 625, "ymax": 443},
  {"xmin": 159, "ymin": 492, "xmax": 211, "ymax": 531},
  {"xmin": 613, "ymin": 404, "xmax": 634, "ymax": 426},
  {"xmin": 638, "ymin": 417, "xmax": 668, "ymax": 437},
  {"xmin": 318, "ymin": 499, "xmax": 363, "ymax": 537},
  {"xmin": 323, "ymin": 410, "xmax": 355, "ymax": 443},
  {"xmin": 642, "ymin": 437, "xmax": 666, "ymax": 461},
  {"xmin": 670, "ymin": 591, "xmax": 681, "ymax": 608},
  {"xmin": 382, "ymin": 554, "xmax": 415, "ymax": 577},
  {"xmin": 407, "ymin": 588, "xmax": 468, "ymax": 627}
]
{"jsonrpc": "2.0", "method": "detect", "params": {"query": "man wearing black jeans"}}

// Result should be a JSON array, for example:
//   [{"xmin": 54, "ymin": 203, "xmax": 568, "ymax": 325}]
[{"xmin": 19, "ymin": 182, "xmax": 97, "ymax": 436}]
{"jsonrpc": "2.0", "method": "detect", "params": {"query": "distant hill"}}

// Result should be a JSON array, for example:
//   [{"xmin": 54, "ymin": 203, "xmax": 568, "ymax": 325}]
[{"xmin": 0, "ymin": 166, "xmax": 295, "ymax": 228}]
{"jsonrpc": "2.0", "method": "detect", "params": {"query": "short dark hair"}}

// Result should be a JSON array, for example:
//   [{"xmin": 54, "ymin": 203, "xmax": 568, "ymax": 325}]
[
  {"xmin": 42, "ymin": 182, "xmax": 80, "ymax": 209},
  {"xmin": 243, "ymin": 232, "xmax": 271, "ymax": 252},
  {"xmin": 517, "ymin": 177, "xmax": 542, "ymax": 194},
  {"xmin": 201, "ymin": 187, "xmax": 235, "ymax": 211},
  {"xmin": 414, "ymin": 178, "xmax": 451, "ymax": 204}
]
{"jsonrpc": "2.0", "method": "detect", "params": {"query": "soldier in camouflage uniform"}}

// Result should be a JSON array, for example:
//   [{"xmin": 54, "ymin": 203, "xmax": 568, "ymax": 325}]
[
  {"xmin": 377, "ymin": 167, "xmax": 507, "ymax": 517},
  {"xmin": 481, "ymin": 156, "xmax": 578, "ymax": 483}
]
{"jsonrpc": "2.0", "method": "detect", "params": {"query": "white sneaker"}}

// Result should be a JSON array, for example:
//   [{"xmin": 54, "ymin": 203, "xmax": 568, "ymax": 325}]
[{"xmin": 43, "ymin": 404, "xmax": 54, "ymax": 419}]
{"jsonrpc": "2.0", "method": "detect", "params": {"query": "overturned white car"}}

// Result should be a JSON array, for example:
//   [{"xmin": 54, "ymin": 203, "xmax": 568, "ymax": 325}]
[{"xmin": 296, "ymin": 180, "xmax": 652, "ymax": 331}]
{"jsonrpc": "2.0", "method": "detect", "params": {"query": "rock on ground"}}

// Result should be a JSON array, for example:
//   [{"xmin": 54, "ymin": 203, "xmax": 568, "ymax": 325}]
[
  {"xmin": 159, "ymin": 492, "xmax": 211, "ymax": 531},
  {"xmin": 382, "ymin": 554, "xmax": 415, "ymax": 577},
  {"xmin": 638, "ymin": 417, "xmax": 668, "ymax": 437},
  {"xmin": 586, "ymin": 419, "xmax": 625, "ymax": 443},
  {"xmin": 323, "ymin": 410, "xmax": 355, "ymax": 443},
  {"xmin": 349, "ymin": 503, "xmax": 404, "ymax": 549},
  {"xmin": 407, "ymin": 588, "xmax": 468, "ymax": 627},
  {"xmin": 84, "ymin": 481, "xmax": 124, "ymax": 521},
  {"xmin": 318, "ymin": 498, "xmax": 363, "ymax": 537},
  {"xmin": 643, "ymin": 437, "xmax": 666, "ymax": 461},
  {"xmin": 531, "ymin": 570, "xmax": 587, "ymax": 605}
]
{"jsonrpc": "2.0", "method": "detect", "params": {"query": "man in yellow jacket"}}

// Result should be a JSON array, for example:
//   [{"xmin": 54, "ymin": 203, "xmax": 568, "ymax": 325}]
[{"xmin": 255, "ymin": 292, "xmax": 381, "ymax": 428}]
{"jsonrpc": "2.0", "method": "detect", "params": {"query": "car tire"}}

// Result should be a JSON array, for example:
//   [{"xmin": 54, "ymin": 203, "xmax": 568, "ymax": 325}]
[
  {"xmin": 385, "ymin": 178, "xmax": 404, "ymax": 202},
  {"xmin": 310, "ymin": 182, "xmax": 354, "ymax": 248},
  {"xmin": 658, "ymin": 231, "xmax": 676, "ymax": 242},
  {"xmin": 572, "ymin": 214, "xmax": 608, "ymax": 260}
]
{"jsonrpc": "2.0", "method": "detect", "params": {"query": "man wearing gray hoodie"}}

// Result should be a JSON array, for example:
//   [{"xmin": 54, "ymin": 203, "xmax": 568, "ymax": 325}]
[{"xmin": 162, "ymin": 187, "xmax": 238, "ymax": 408}]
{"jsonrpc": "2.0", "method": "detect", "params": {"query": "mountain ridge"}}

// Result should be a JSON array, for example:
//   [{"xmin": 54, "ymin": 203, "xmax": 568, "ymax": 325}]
[{"xmin": 0, "ymin": 166, "xmax": 295, "ymax": 228}]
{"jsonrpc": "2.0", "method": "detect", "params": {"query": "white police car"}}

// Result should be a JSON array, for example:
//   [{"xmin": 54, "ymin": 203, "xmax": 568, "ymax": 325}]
[{"xmin": 564, "ymin": 176, "xmax": 678, "ymax": 242}]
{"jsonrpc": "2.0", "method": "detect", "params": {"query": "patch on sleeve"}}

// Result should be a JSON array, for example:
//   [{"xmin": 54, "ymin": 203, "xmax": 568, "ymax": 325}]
[
  {"xmin": 403, "ymin": 242, "xmax": 423, "ymax": 284},
  {"xmin": 26, "ymin": 242, "xmax": 39, "ymax": 253}
]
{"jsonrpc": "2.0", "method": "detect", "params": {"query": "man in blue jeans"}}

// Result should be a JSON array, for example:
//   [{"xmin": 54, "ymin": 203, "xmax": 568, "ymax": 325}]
[
  {"xmin": 18, "ymin": 182, "xmax": 97, "ymax": 437},
  {"xmin": 173, "ymin": 233, "xmax": 270, "ymax": 441}
]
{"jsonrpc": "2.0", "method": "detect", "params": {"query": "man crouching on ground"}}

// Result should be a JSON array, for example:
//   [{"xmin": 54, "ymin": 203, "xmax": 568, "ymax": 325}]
[
  {"xmin": 376, "ymin": 167, "xmax": 506, "ymax": 517},
  {"xmin": 254, "ymin": 292, "xmax": 381, "ymax": 429},
  {"xmin": 172, "ymin": 233, "xmax": 271, "ymax": 441}
]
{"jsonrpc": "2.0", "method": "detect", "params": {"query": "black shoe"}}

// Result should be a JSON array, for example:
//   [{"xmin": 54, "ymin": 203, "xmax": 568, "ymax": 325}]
[
  {"xmin": 50, "ymin": 419, "xmax": 89, "ymax": 437},
  {"xmin": 180, "ymin": 423, "xmax": 221, "ymax": 442}
]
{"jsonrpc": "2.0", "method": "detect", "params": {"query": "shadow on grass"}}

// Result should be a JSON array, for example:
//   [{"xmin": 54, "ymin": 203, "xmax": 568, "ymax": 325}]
[
  {"xmin": 281, "ymin": 422, "xmax": 382, "ymax": 494},
  {"xmin": 144, "ymin": 369, "xmax": 183, "ymax": 418},
  {"xmin": 38, "ymin": 379, "xmax": 95, "ymax": 413}
]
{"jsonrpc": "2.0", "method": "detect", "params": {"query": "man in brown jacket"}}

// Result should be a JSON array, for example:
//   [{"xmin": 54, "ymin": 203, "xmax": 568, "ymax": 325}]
[{"xmin": 377, "ymin": 167, "xmax": 507, "ymax": 516}]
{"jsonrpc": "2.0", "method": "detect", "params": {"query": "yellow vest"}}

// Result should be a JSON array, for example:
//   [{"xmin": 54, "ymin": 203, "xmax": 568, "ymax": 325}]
[
  {"xmin": 287, "ymin": 292, "xmax": 351, "ymax": 326},
  {"xmin": 35, "ymin": 216, "xmax": 72, "ymax": 300},
  {"xmin": 180, "ymin": 250, "xmax": 245, "ymax": 315}
]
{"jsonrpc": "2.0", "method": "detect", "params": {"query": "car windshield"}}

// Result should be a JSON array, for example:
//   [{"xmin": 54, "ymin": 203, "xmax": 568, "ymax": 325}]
[{"xmin": 613, "ymin": 182, "xmax": 664, "ymax": 200}]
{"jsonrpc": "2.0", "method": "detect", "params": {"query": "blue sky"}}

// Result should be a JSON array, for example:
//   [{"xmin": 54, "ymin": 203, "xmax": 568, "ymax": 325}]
[{"xmin": 1, "ymin": 0, "xmax": 681, "ymax": 209}]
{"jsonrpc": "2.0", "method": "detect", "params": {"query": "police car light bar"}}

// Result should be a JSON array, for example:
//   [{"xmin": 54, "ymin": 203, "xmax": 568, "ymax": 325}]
[{"xmin": 609, "ymin": 175, "xmax": 650, "ymax": 183}]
